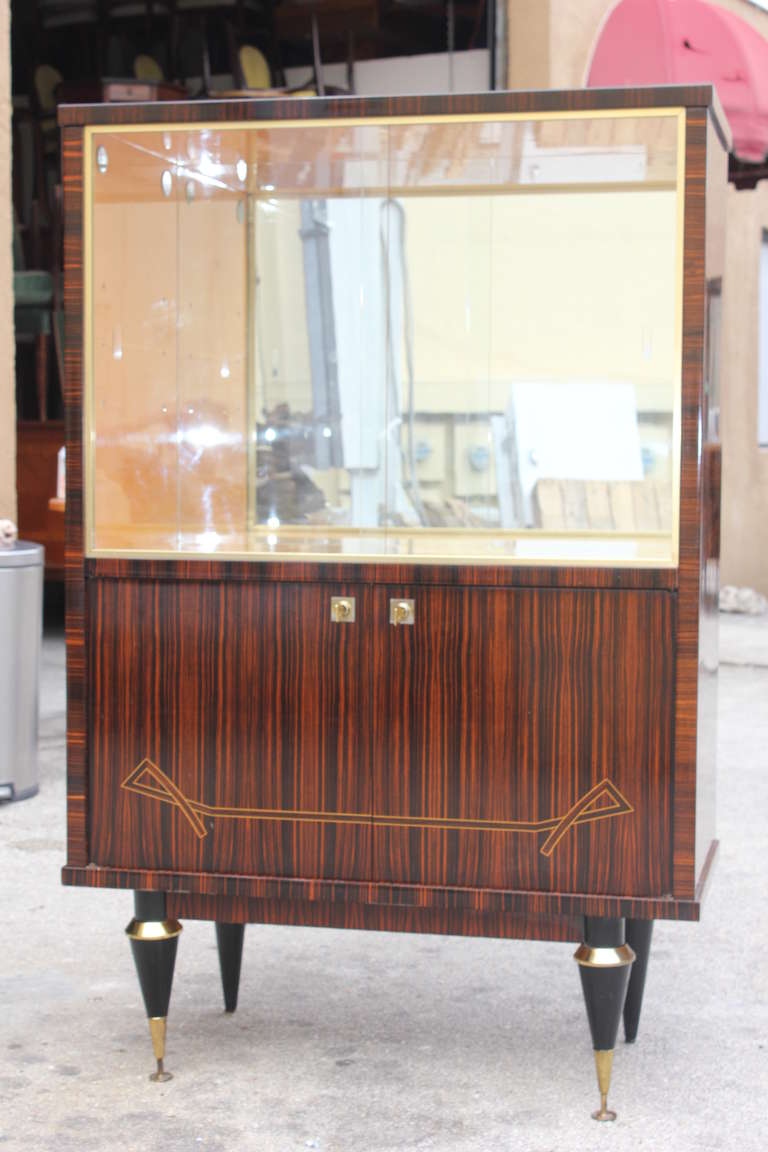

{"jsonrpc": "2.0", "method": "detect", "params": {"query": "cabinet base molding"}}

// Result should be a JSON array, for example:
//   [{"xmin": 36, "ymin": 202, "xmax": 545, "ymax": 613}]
[
  {"xmin": 170, "ymin": 894, "xmax": 582, "ymax": 942},
  {"xmin": 61, "ymin": 854, "xmax": 717, "ymax": 923}
]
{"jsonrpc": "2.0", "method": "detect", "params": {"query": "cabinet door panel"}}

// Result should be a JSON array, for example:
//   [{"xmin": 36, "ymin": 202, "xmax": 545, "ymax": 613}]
[
  {"xmin": 372, "ymin": 587, "xmax": 674, "ymax": 896},
  {"xmin": 89, "ymin": 579, "xmax": 371, "ymax": 880}
]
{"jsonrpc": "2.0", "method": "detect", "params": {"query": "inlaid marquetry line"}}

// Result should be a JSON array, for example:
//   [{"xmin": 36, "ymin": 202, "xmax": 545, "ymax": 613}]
[{"xmin": 122, "ymin": 759, "xmax": 634, "ymax": 857}]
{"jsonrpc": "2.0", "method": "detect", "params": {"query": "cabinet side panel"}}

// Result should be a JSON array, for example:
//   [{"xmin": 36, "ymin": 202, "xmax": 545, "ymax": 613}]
[
  {"xmin": 88, "ymin": 578, "xmax": 372, "ymax": 881},
  {"xmin": 62, "ymin": 126, "xmax": 88, "ymax": 866},
  {"xmin": 695, "ymin": 111, "xmax": 727, "ymax": 886},
  {"xmin": 673, "ymin": 109, "xmax": 707, "ymax": 897},
  {"xmin": 372, "ymin": 587, "xmax": 674, "ymax": 897}
]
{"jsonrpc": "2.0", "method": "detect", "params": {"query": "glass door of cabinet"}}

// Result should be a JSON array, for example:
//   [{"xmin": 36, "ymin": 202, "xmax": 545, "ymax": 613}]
[
  {"xmin": 248, "ymin": 121, "xmax": 388, "ymax": 555},
  {"xmin": 87, "ymin": 108, "xmax": 684, "ymax": 567}
]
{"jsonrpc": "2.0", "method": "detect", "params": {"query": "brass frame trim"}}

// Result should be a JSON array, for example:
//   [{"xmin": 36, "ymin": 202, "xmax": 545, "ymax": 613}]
[
  {"xmin": 82, "ymin": 107, "xmax": 685, "ymax": 136},
  {"xmin": 90, "ymin": 524, "xmax": 675, "ymax": 541},
  {"xmin": 573, "ymin": 942, "xmax": 636, "ymax": 968},
  {"xmin": 122, "ymin": 758, "xmax": 634, "ymax": 857},
  {"xmin": 125, "ymin": 916, "xmax": 183, "ymax": 941},
  {"xmin": 83, "ymin": 127, "xmax": 95, "ymax": 553},
  {"xmin": 84, "ymin": 546, "xmax": 679, "ymax": 569},
  {"xmin": 82, "ymin": 108, "xmax": 685, "ymax": 569},
  {"xmin": 240, "ymin": 180, "xmax": 678, "ymax": 200}
]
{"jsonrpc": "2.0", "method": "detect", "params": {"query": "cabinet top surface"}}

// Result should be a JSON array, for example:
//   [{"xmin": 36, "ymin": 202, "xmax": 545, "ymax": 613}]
[{"xmin": 59, "ymin": 83, "xmax": 727, "ymax": 129}]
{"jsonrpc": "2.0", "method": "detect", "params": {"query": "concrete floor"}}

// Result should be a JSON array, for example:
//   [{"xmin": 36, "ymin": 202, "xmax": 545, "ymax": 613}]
[{"xmin": 1, "ymin": 612, "xmax": 767, "ymax": 1152}]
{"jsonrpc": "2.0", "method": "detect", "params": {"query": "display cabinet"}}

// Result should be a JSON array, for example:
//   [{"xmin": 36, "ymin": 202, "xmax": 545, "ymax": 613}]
[{"xmin": 60, "ymin": 85, "xmax": 727, "ymax": 1119}]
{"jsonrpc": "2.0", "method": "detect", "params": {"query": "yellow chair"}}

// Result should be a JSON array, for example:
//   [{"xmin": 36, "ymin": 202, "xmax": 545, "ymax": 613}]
[
  {"xmin": 134, "ymin": 54, "xmax": 164, "ymax": 83},
  {"xmin": 34, "ymin": 63, "xmax": 62, "ymax": 140},
  {"xmin": 239, "ymin": 44, "xmax": 271, "ymax": 90}
]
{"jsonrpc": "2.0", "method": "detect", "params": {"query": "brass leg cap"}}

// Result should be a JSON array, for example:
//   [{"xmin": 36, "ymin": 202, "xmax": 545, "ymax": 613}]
[
  {"xmin": 149, "ymin": 1060, "xmax": 173, "ymax": 1084},
  {"xmin": 592, "ymin": 1097, "xmax": 617, "ymax": 1123},
  {"xmin": 148, "ymin": 1017, "xmax": 172, "ymax": 1082},
  {"xmin": 592, "ymin": 1050, "xmax": 617, "ymax": 1121}
]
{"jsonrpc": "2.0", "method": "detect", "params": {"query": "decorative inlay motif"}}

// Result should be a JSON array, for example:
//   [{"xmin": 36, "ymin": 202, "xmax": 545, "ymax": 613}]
[{"xmin": 122, "ymin": 759, "xmax": 634, "ymax": 857}]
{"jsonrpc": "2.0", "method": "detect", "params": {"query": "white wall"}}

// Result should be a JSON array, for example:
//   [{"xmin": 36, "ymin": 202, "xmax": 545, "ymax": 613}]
[{"xmin": 285, "ymin": 49, "xmax": 491, "ymax": 97}]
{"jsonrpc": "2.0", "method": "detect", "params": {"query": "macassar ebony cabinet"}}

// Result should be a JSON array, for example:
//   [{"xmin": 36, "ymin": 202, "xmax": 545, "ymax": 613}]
[{"xmin": 60, "ymin": 85, "xmax": 727, "ymax": 1119}]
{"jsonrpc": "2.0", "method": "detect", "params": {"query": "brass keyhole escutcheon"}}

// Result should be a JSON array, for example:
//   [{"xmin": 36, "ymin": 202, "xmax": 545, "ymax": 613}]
[
  {"xmin": 389, "ymin": 598, "xmax": 415, "ymax": 626},
  {"xmin": 330, "ymin": 596, "xmax": 355, "ymax": 623}
]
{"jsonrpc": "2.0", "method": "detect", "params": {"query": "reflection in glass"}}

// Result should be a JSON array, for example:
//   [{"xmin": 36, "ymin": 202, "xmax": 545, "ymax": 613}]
[{"xmin": 88, "ymin": 112, "xmax": 683, "ymax": 565}]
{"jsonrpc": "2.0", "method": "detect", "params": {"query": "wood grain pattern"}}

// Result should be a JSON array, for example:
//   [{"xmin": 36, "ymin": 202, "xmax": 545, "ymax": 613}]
[
  {"xmin": 86, "ymin": 556, "xmax": 677, "ymax": 591},
  {"xmin": 88, "ymin": 576, "xmax": 674, "ymax": 899},
  {"xmin": 695, "ymin": 111, "xmax": 727, "ymax": 884},
  {"xmin": 166, "ymin": 893, "xmax": 583, "ymax": 942},
  {"xmin": 61, "ymin": 863, "xmax": 702, "ymax": 921},
  {"xmin": 672, "ymin": 110, "xmax": 706, "ymax": 899},
  {"xmin": 89, "ymin": 579, "xmax": 372, "ymax": 880},
  {"xmin": 58, "ymin": 85, "xmax": 726, "ymax": 129},
  {"xmin": 60, "ymin": 92, "xmax": 724, "ymax": 931},
  {"xmin": 62, "ymin": 126, "xmax": 88, "ymax": 867},
  {"xmin": 372, "ymin": 587, "xmax": 674, "ymax": 897}
]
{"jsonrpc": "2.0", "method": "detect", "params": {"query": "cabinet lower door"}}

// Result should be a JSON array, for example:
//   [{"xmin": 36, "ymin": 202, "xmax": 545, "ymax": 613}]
[
  {"xmin": 371, "ymin": 586, "xmax": 674, "ymax": 896},
  {"xmin": 89, "ymin": 579, "xmax": 371, "ymax": 880}
]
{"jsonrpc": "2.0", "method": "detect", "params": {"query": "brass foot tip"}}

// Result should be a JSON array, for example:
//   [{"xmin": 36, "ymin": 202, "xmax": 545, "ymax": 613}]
[
  {"xmin": 149, "ymin": 1059, "xmax": 173, "ymax": 1083},
  {"xmin": 591, "ymin": 1052, "xmax": 617, "ymax": 1119}
]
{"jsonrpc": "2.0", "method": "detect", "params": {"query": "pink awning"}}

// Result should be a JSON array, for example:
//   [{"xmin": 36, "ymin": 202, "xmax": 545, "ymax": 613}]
[{"xmin": 587, "ymin": 0, "xmax": 768, "ymax": 162}]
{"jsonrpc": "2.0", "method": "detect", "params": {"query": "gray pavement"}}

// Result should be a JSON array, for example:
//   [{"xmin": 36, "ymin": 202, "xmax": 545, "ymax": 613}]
[{"xmin": 1, "ymin": 611, "xmax": 767, "ymax": 1152}]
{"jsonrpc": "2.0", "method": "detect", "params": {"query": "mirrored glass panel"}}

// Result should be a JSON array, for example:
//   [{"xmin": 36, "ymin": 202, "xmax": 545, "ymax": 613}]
[{"xmin": 87, "ymin": 109, "xmax": 683, "ymax": 564}]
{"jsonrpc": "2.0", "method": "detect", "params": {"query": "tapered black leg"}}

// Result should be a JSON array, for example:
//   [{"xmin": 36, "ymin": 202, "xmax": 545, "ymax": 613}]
[
  {"xmin": 126, "ymin": 891, "xmax": 182, "ymax": 1082},
  {"xmin": 574, "ymin": 917, "xmax": 635, "ymax": 1121},
  {"xmin": 623, "ymin": 918, "xmax": 654, "ymax": 1043},
  {"xmin": 216, "ymin": 922, "xmax": 245, "ymax": 1013}
]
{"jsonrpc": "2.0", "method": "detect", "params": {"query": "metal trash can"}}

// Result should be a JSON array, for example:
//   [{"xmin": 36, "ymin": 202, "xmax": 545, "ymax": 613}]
[{"xmin": 0, "ymin": 541, "xmax": 44, "ymax": 801}]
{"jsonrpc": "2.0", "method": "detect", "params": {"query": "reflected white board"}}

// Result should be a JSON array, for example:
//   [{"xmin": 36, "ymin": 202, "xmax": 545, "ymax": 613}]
[{"xmin": 508, "ymin": 379, "xmax": 644, "ymax": 526}]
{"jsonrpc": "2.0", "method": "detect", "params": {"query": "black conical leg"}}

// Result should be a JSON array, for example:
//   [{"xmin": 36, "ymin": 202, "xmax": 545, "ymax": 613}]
[
  {"xmin": 574, "ymin": 917, "xmax": 635, "ymax": 1121},
  {"xmin": 623, "ymin": 918, "xmax": 654, "ymax": 1043},
  {"xmin": 126, "ymin": 891, "xmax": 182, "ymax": 1082},
  {"xmin": 216, "ymin": 922, "xmax": 245, "ymax": 1013}
]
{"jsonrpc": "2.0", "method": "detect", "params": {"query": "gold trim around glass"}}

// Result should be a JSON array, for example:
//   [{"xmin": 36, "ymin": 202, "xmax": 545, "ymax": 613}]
[
  {"xmin": 81, "ymin": 106, "xmax": 686, "ymax": 135},
  {"xmin": 83, "ymin": 126, "xmax": 95, "ymax": 556},
  {"xmin": 82, "ymin": 107, "xmax": 685, "ymax": 568}
]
